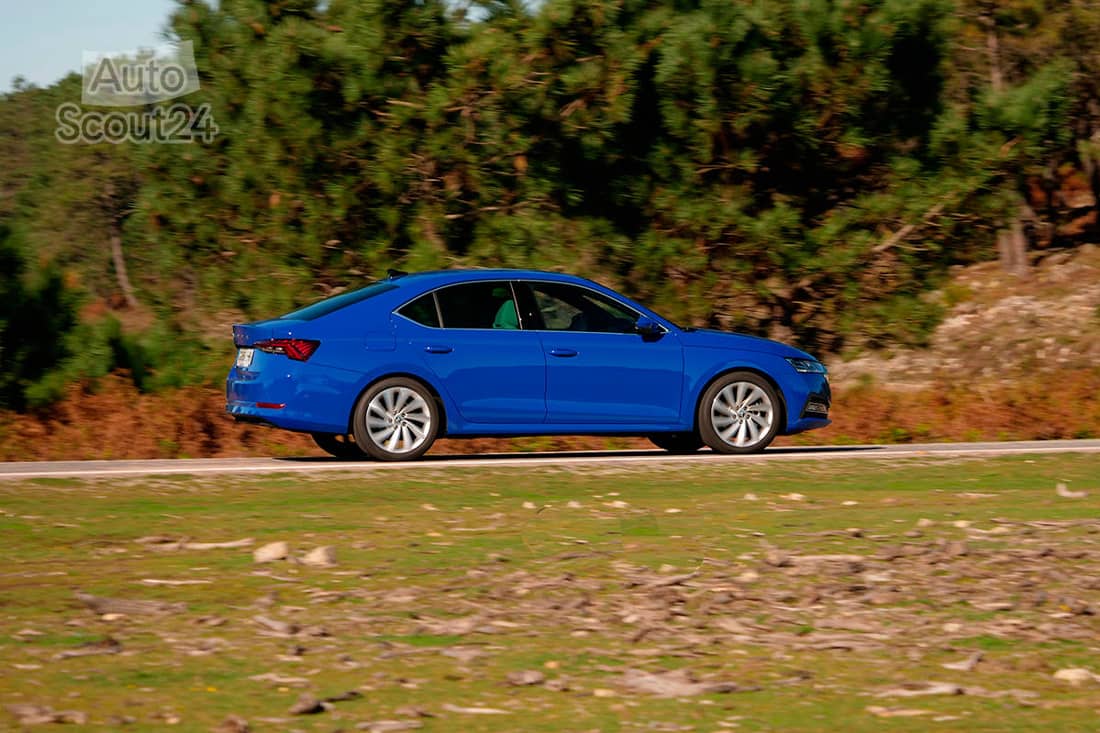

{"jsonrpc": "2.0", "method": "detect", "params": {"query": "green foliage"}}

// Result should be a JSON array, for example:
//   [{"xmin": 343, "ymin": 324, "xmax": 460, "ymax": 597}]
[
  {"xmin": 0, "ymin": 226, "xmax": 81, "ymax": 409},
  {"xmin": 1, "ymin": 0, "xmax": 1097, "ymax": 407}
]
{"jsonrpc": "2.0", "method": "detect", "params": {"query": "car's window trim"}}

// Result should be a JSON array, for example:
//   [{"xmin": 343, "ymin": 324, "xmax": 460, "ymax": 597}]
[{"xmin": 391, "ymin": 277, "xmax": 670, "ymax": 335}]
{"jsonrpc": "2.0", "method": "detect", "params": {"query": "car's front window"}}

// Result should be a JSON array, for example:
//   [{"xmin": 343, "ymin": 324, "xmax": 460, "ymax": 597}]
[{"xmin": 523, "ymin": 282, "xmax": 639, "ymax": 334}]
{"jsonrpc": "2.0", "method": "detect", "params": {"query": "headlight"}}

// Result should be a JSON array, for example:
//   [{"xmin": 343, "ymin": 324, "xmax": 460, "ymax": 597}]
[{"xmin": 785, "ymin": 357, "xmax": 827, "ymax": 374}]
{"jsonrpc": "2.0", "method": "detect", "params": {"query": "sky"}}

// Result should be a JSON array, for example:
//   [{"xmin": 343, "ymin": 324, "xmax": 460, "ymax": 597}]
[{"xmin": 0, "ymin": 0, "xmax": 178, "ymax": 92}]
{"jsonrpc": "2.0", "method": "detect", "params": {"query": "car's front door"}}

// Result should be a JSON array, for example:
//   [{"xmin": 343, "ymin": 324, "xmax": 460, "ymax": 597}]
[
  {"xmin": 398, "ymin": 281, "xmax": 546, "ymax": 424},
  {"xmin": 518, "ymin": 281, "xmax": 683, "ymax": 424}
]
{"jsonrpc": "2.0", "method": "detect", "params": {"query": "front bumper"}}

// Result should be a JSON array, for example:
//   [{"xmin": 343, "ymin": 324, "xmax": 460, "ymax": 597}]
[{"xmin": 783, "ymin": 373, "xmax": 831, "ymax": 434}]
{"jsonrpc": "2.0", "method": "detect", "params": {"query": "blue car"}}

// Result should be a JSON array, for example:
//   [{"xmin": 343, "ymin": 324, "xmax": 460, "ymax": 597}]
[{"xmin": 226, "ymin": 269, "xmax": 830, "ymax": 460}]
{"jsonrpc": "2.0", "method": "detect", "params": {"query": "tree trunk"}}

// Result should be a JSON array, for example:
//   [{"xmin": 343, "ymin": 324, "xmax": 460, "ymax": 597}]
[
  {"xmin": 997, "ymin": 202, "xmax": 1030, "ymax": 277},
  {"xmin": 109, "ymin": 219, "xmax": 139, "ymax": 309},
  {"xmin": 985, "ymin": 26, "xmax": 1004, "ymax": 93}
]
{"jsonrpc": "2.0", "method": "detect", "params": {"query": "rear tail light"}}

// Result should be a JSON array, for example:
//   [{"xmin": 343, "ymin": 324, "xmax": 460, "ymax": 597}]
[{"xmin": 253, "ymin": 338, "xmax": 320, "ymax": 361}]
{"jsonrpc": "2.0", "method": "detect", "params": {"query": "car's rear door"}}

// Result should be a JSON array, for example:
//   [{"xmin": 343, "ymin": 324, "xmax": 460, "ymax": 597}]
[
  {"xmin": 517, "ymin": 281, "xmax": 683, "ymax": 424},
  {"xmin": 397, "ymin": 281, "xmax": 546, "ymax": 425}
]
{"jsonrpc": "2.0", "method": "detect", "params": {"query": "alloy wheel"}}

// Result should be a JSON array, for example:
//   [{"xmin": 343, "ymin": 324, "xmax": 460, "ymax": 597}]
[
  {"xmin": 364, "ymin": 386, "xmax": 432, "ymax": 454},
  {"xmin": 710, "ymin": 381, "xmax": 774, "ymax": 449}
]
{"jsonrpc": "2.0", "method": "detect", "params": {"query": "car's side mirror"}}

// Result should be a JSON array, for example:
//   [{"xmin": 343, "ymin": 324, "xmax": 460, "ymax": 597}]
[{"xmin": 634, "ymin": 316, "xmax": 664, "ymax": 340}]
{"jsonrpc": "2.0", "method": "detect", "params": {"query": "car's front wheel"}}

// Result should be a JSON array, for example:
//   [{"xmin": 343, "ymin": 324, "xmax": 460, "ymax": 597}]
[
  {"xmin": 698, "ymin": 371, "xmax": 781, "ymax": 454},
  {"xmin": 352, "ymin": 377, "xmax": 439, "ymax": 461},
  {"xmin": 311, "ymin": 432, "xmax": 366, "ymax": 459},
  {"xmin": 648, "ymin": 432, "xmax": 703, "ymax": 454}
]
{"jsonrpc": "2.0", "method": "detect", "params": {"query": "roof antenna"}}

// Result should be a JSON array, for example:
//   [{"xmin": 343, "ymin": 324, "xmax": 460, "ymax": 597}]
[{"xmin": 386, "ymin": 269, "xmax": 408, "ymax": 280}]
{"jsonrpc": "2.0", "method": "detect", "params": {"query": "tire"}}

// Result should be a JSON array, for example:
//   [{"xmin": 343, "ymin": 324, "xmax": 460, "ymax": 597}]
[
  {"xmin": 697, "ymin": 371, "xmax": 781, "ymax": 454},
  {"xmin": 648, "ymin": 432, "xmax": 704, "ymax": 454},
  {"xmin": 351, "ymin": 377, "xmax": 440, "ymax": 461},
  {"xmin": 311, "ymin": 432, "xmax": 366, "ymax": 459}
]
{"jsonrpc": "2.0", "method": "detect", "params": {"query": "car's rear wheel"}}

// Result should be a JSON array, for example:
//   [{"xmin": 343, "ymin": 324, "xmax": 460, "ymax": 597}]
[
  {"xmin": 352, "ymin": 377, "xmax": 439, "ymax": 461},
  {"xmin": 698, "ymin": 371, "xmax": 781, "ymax": 454},
  {"xmin": 648, "ymin": 432, "xmax": 704, "ymax": 454},
  {"xmin": 311, "ymin": 432, "xmax": 366, "ymax": 459}
]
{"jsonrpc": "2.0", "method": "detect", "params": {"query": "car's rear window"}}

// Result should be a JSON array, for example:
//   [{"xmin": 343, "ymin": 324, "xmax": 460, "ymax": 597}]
[
  {"xmin": 280, "ymin": 282, "xmax": 398, "ymax": 321},
  {"xmin": 397, "ymin": 293, "xmax": 440, "ymax": 328}
]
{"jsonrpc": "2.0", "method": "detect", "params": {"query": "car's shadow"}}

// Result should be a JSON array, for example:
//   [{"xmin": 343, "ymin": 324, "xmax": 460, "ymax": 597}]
[{"xmin": 275, "ymin": 444, "xmax": 883, "ymax": 463}]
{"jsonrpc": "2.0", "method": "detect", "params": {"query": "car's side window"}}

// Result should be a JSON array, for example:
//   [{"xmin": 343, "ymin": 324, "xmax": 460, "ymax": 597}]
[
  {"xmin": 524, "ymin": 282, "xmax": 639, "ymax": 334},
  {"xmin": 435, "ymin": 282, "xmax": 521, "ymax": 330},
  {"xmin": 397, "ymin": 293, "xmax": 440, "ymax": 328}
]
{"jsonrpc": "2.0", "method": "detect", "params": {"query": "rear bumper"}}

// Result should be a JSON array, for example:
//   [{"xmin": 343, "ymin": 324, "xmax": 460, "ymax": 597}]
[
  {"xmin": 225, "ymin": 400, "xmax": 341, "ymax": 433},
  {"xmin": 225, "ymin": 360, "xmax": 358, "ymax": 434}
]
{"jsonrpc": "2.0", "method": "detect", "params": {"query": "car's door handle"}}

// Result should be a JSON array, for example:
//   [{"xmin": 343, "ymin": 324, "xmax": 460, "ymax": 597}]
[
  {"xmin": 549, "ymin": 348, "xmax": 578, "ymax": 358},
  {"xmin": 424, "ymin": 345, "xmax": 453, "ymax": 354}
]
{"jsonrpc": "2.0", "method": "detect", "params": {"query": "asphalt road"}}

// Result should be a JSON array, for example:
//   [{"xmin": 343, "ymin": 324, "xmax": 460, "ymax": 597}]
[{"xmin": 1, "ymin": 439, "xmax": 1098, "ymax": 480}]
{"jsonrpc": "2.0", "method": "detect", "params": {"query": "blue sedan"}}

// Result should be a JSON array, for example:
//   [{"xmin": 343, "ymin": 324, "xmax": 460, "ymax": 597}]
[{"xmin": 226, "ymin": 269, "xmax": 830, "ymax": 460}]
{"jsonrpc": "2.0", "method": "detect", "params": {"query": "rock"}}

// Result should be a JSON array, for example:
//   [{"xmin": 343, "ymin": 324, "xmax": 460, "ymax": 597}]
[
  {"xmin": 1055, "ymin": 482, "xmax": 1088, "ymax": 499},
  {"xmin": 5, "ymin": 704, "xmax": 88, "ymax": 725},
  {"xmin": 249, "ymin": 672, "xmax": 309, "ymax": 686},
  {"xmin": 618, "ymin": 668, "xmax": 748, "ymax": 697},
  {"xmin": 876, "ymin": 681, "xmax": 964, "ymax": 698},
  {"xmin": 506, "ymin": 670, "xmax": 546, "ymax": 686},
  {"xmin": 54, "ymin": 635, "xmax": 122, "ymax": 660},
  {"xmin": 763, "ymin": 548, "xmax": 791, "ymax": 568},
  {"xmin": 253, "ymin": 615, "xmax": 298, "ymax": 635},
  {"xmin": 943, "ymin": 540, "xmax": 969, "ymax": 557},
  {"xmin": 357, "ymin": 721, "xmax": 423, "ymax": 732},
  {"xmin": 942, "ymin": 652, "xmax": 983, "ymax": 672},
  {"xmin": 970, "ymin": 600, "xmax": 1015, "ymax": 612},
  {"xmin": 440, "ymin": 647, "xmax": 485, "ymax": 664},
  {"xmin": 300, "ymin": 546, "xmax": 336, "ymax": 567},
  {"xmin": 392, "ymin": 706, "xmax": 434, "ymax": 719},
  {"xmin": 439, "ymin": 703, "xmax": 509, "ymax": 715},
  {"xmin": 253, "ymin": 541, "xmax": 290, "ymax": 563},
  {"xmin": 75, "ymin": 591, "xmax": 185, "ymax": 616},
  {"xmin": 415, "ymin": 615, "xmax": 482, "ymax": 635},
  {"xmin": 288, "ymin": 693, "xmax": 325, "ymax": 715},
  {"xmin": 181, "ymin": 538, "xmax": 255, "ymax": 550},
  {"xmin": 215, "ymin": 714, "xmax": 251, "ymax": 733},
  {"xmin": 647, "ymin": 572, "xmax": 698, "ymax": 588},
  {"xmin": 1053, "ymin": 668, "xmax": 1099, "ymax": 686},
  {"xmin": 866, "ymin": 705, "xmax": 932, "ymax": 718},
  {"xmin": 324, "ymin": 690, "xmax": 363, "ymax": 703}
]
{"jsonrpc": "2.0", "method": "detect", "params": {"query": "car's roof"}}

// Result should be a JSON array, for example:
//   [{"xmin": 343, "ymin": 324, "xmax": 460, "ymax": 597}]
[{"xmin": 389, "ymin": 268, "xmax": 593, "ymax": 288}]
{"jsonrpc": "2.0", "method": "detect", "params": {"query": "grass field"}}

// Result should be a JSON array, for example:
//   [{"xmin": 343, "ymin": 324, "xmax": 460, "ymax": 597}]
[{"xmin": 2, "ymin": 454, "xmax": 1099, "ymax": 732}]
